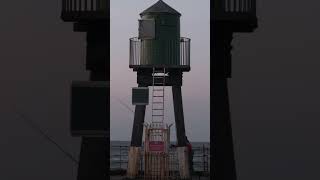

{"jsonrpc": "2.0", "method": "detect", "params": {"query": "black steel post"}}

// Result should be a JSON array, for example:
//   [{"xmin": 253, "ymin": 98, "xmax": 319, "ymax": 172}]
[
  {"xmin": 130, "ymin": 84, "xmax": 147, "ymax": 147},
  {"xmin": 172, "ymin": 85, "xmax": 187, "ymax": 147},
  {"xmin": 211, "ymin": 24, "xmax": 237, "ymax": 180},
  {"xmin": 77, "ymin": 22, "xmax": 110, "ymax": 180},
  {"xmin": 211, "ymin": 78, "xmax": 236, "ymax": 180},
  {"xmin": 77, "ymin": 137, "xmax": 109, "ymax": 179}
]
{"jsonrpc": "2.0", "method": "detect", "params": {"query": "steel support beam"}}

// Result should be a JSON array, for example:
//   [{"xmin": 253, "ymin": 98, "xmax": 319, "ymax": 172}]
[
  {"xmin": 77, "ymin": 137, "xmax": 109, "ymax": 180},
  {"xmin": 127, "ymin": 84, "xmax": 147, "ymax": 178},
  {"xmin": 130, "ymin": 84, "xmax": 147, "ymax": 147},
  {"xmin": 211, "ymin": 24, "xmax": 236, "ymax": 180},
  {"xmin": 172, "ymin": 85, "xmax": 187, "ymax": 147},
  {"xmin": 211, "ymin": 78, "xmax": 236, "ymax": 180},
  {"xmin": 76, "ymin": 22, "xmax": 110, "ymax": 180}
]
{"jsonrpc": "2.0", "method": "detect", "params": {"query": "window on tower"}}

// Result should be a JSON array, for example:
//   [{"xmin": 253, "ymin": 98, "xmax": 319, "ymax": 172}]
[{"xmin": 139, "ymin": 19, "xmax": 156, "ymax": 39}]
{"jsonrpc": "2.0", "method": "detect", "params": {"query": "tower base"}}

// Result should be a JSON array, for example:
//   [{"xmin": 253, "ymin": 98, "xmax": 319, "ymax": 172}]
[
  {"xmin": 177, "ymin": 146, "xmax": 191, "ymax": 179},
  {"xmin": 126, "ymin": 146, "xmax": 141, "ymax": 179}
]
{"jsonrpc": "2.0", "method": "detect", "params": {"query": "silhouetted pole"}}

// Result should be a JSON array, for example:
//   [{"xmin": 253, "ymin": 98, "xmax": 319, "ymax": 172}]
[
  {"xmin": 77, "ymin": 23, "xmax": 109, "ymax": 180},
  {"xmin": 77, "ymin": 137, "xmax": 108, "ymax": 179},
  {"xmin": 61, "ymin": 1, "xmax": 110, "ymax": 179},
  {"xmin": 211, "ymin": 27, "xmax": 236, "ymax": 180},
  {"xmin": 211, "ymin": 0, "xmax": 257, "ymax": 179}
]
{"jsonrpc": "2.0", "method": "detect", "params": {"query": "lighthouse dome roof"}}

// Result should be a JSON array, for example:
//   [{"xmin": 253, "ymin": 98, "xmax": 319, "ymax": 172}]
[{"xmin": 140, "ymin": 0, "xmax": 181, "ymax": 16}]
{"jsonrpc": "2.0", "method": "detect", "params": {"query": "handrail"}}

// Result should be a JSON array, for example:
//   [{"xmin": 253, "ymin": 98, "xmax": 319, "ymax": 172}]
[
  {"xmin": 129, "ymin": 37, "xmax": 191, "ymax": 68},
  {"xmin": 215, "ymin": 0, "xmax": 256, "ymax": 15},
  {"xmin": 62, "ymin": 0, "xmax": 108, "ymax": 13},
  {"xmin": 61, "ymin": 0, "xmax": 108, "ymax": 21}
]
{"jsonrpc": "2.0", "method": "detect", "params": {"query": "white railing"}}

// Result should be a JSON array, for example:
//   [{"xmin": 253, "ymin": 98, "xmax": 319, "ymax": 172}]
[
  {"xmin": 61, "ymin": 0, "xmax": 108, "ymax": 21},
  {"xmin": 129, "ymin": 37, "xmax": 191, "ymax": 68},
  {"xmin": 62, "ymin": 0, "xmax": 107, "ymax": 12},
  {"xmin": 214, "ymin": 0, "xmax": 256, "ymax": 18}
]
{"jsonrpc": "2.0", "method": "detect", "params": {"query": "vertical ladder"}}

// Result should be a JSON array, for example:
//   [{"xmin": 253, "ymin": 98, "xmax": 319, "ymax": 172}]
[{"xmin": 151, "ymin": 67, "xmax": 166, "ymax": 129}]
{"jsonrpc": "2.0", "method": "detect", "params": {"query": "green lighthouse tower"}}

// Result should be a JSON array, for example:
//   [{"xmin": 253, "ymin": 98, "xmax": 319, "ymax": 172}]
[{"xmin": 127, "ymin": 1, "xmax": 192, "ymax": 179}]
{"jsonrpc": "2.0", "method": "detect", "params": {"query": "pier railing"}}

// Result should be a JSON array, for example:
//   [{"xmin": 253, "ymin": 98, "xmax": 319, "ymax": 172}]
[
  {"xmin": 61, "ymin": 0, "xmax": 108, "ymax": 21},
  {"xmin": 110, "ymin": 145, "xmax": 210, "ymax": 176},
  {"xmin": 129, "ymin": 37, "xmax": 191, "ymax": 70}
]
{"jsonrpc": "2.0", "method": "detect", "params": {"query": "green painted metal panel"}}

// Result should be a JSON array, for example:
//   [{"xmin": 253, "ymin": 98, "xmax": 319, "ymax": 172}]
[
  {"xmin": 132, "ymin": 87, "xmax": 149, "ymax": 105},
  {"xmin": 139, "ymin": 12, "xmax": 180, "ymax": 67},
  {"xmin": 139, "ymin": 19, "xmax": 156, "ymax": 39}
]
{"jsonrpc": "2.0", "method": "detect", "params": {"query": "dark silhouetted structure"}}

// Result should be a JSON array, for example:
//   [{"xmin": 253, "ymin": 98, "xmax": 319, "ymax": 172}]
[
  {"xmin": 61, "ymin": 0, "xmax": 109, "ymax": 179},
  {"xmin": 212, "ymin": 0, "xmax": 257, "ymax": 180}
]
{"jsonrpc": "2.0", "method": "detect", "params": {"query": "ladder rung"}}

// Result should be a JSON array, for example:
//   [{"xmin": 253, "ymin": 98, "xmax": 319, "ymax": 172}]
[
  {"xmin": 152, "ymin": 115, "xmax": 164, "ymax": 116},
  {"xmin": 153, "ymin": 91, "xmax": 164, "ymax": 93},
  {"xmin": 152, "ymin": 91, "xmax": 164, "ymax": 93},
  {"xmin": 153, "ymin": 96, "xmax": 164, "ymax": 97},
  {"xmin": 152, "ymin": 106, "xmax": 163, "ymax": 108},
  {"xmin": 153, "ymin": 89, "xmax": 164, "ymax": 91},
  {"xmin": 152, "ymin": 108, "xmax": 164, "ymax": 110},
  {"xmin": 153, "ymin": 102, "xmax": 163, "ymax": 104}
]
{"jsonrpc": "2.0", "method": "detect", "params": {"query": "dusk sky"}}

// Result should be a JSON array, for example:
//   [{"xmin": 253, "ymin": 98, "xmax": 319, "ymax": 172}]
[
  {"xmin": 110, "ymin": 0, "xmax": 210, "ymax": 142},
  {"xmin": 0, "ymin": 0, "xmax": 320, "ymax": 180}
]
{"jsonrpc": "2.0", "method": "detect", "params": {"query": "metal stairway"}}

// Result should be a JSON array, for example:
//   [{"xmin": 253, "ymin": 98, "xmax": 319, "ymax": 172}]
[{"xmin": 151, "ymin": 67, "xmax": 166, "ymax": 128}]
